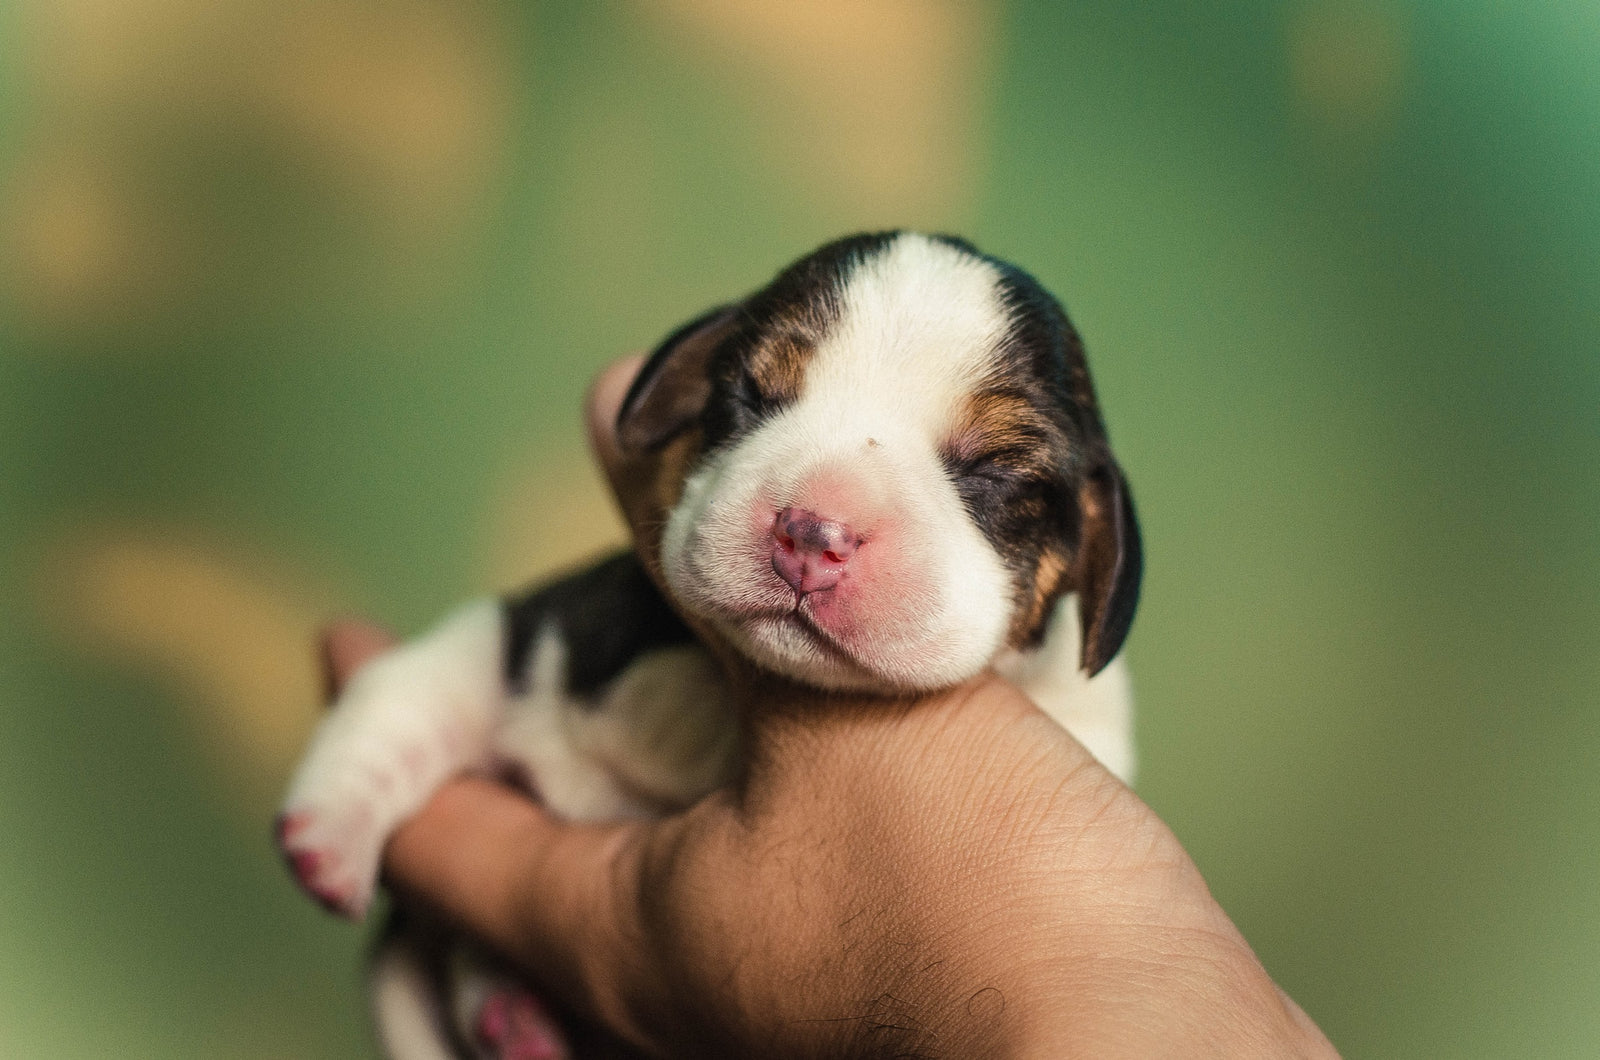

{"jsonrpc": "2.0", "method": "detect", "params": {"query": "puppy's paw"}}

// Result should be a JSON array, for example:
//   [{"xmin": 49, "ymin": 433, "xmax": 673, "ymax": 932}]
[
  {"xmin": 278, "ymin": 603, "xmax": 506, "ymax": 918},
  {"xmin": 475, "ymin": 988, "xmax": 570, "ymax": 1060},
  {"xmin": 274, "ymin": 799, "xmax": 384, "ymax": 920}
]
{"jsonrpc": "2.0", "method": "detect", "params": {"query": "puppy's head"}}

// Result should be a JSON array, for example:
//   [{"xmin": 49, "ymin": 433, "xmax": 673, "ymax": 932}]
[{"xmin": 618, "ymin": 232, "xmax": 1140, "ymax": 692}]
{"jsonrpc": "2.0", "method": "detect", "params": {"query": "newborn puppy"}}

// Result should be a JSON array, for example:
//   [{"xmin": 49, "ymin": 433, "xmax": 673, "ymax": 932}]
[{"xmin": 279, "ymin": 232, "xmax": 1142, "ymax": 1060}]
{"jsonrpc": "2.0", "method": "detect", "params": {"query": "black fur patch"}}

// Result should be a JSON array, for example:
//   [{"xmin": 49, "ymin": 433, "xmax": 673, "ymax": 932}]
[
  {"xmin": 931, "ymin": 235, "xmax": 1141, "ymax": 665},
  {"xmin": 503, "ymin": 551, "xmax": 694, "ymax": 700}
]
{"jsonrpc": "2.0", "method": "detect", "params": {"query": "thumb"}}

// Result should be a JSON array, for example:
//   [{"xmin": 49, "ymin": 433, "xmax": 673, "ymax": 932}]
[
  {"xmin": 382, "ymin": 778, "xmax": 668, "ymax": 1044},
  {"xmin": 319, "ymin": 622, "xmax": 667, "ymax": 1041}
]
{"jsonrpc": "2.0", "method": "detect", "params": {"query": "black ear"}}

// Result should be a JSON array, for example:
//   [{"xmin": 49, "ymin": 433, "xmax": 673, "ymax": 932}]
[
  {"xmin": 1071, "ymin": 461, "xmax": 1142, "ymax": 675},
  {"xmin": 616, "ymin": 305, "xmax": 740, "ymax": 452}
]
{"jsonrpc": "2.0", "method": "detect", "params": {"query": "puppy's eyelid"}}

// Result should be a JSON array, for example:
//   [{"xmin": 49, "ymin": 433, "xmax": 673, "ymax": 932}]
[
  {"xmin": 736, "ymin": 368, "xmax": 767, "ymax": 406},
  {"xmin": 957, "ymin": 445, "xmax": 1060, "ymax": 490},
  {"xmin": 967, "ymin": 456, "xmax": 1023, "ymax": 479},
  {"xmin": 945, "ymin": 428, "xmax": 1037, "ymax": 466}
]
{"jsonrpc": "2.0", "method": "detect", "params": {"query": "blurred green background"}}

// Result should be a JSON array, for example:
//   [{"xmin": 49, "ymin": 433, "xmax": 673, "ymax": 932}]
[{"xmin": 1, "ymin": 0, "xmax": 1595, "ymax": 1056}]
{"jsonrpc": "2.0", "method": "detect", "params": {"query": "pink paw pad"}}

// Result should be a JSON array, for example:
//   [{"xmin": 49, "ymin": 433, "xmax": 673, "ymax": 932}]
[
  {"xmin": 274, "ymin": 812, "xmax": 365, "ymax": 918},
  {"xmin": 276, "ymin": 812, "xmax": 311, "ymax": 844},
  {"xmin": 476, "ymin": 990, "xmax": 569, "ymax": 1060}
]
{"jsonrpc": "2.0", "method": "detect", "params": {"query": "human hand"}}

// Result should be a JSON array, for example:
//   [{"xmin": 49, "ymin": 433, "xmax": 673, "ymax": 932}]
[{"xmin": 346, "ymin": 357, "xmax": 1336, "ymax": 1058}]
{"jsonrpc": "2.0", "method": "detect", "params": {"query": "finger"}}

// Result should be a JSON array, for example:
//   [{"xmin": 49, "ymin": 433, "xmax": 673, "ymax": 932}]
[
  {"xmin": 383, "ymin": 776, "xmax": 663, "ymax": 1045},
  {"xmin": 584, "ymin": 354, "xmax": 667, "ymax": 554},
  {"xmin": 583, "ymin": 353, "xmax": 643, "ymax": 489},
  {"xmin": 319, "ymin": 619, "xmax": 396, "ymax": 702}
]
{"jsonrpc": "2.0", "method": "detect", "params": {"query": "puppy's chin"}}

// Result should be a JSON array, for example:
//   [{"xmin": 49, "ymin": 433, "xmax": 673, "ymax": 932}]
[
  {"xmin": 719, "ymin": 613, "xmax": 896, "ymax": 692},
  {"xmin": 709, "ymin": 610, "xmax": 990, "ymax": 693}
]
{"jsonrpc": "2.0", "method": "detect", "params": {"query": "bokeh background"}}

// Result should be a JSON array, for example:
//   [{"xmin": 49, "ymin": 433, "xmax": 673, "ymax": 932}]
[{"xmin": 1, "ymin": 0, "xmax": 1595, "ymax": 1056}]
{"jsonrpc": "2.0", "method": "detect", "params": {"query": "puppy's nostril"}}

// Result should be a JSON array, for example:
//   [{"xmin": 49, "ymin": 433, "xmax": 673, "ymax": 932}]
[{"xmin": 771, "ymin": 507, "xmax": 860, "ymax": 595}]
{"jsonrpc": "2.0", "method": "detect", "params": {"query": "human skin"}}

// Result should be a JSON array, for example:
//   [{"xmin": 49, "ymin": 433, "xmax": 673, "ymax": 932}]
[{"xmin": 333, "ymin": 357, "xmax": 1339, "ymax": 1058}]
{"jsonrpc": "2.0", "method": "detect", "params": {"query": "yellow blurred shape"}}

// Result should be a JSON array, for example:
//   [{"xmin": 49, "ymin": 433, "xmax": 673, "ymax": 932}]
[
  {"xmin": 4, "ymin": 0, "xmax": 515, "ymax": 335},
  {"xmin": 39, "ymin": 525, "xmax": 340, "ymax": 802},
  {"xmin": 20, "ymin": 0, "xmax": 234, "ymax": 105},
  {"xmin": 1288, "ymin": 1, "xmax": 1407, "ymax": 133},
  {"xmin": 33, "ymin": 458, "xmax": 628, "ymax": 807},
  {"xmin": 478, "ymin": 451, "xmax": 629, "ymax": 592},
  {"xmin": 2, "ymin": 151, "xmax": 126, "ymax": 322},
  {"xmin": 1, "ymin": 147, "xmax": 201, "ymax": 331},
  {"xmin": 4, "ymin": 0, "xmax": 223, "ymax": 333},
  {"xmin": 261, "ymin": 0, "xmax": 514, "ymax": 236},
  {"xmin": 647, "ymin": 0, "xmax": 997, "ymax": 227},
  {"xmin": 0, "ymin": 148, "xmax": 192, "ymax": 330}
]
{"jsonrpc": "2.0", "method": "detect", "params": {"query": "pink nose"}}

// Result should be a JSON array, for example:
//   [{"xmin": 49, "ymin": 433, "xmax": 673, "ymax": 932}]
[{"xmin": 772, "ymin": 507, "xmax": 859, "ymax": 596}]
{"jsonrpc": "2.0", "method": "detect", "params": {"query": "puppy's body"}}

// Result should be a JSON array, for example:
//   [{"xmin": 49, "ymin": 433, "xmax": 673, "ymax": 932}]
[{"xmin": 280, "ymin": 233, "xmax": 1141, "ymax": 1059}]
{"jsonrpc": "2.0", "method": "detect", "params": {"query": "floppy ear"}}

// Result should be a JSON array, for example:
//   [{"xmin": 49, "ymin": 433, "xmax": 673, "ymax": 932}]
[
  {"xmin": 616, "ymin": 305, "xmax": 740, "ymax": 452},
  {"xmin": 1070, "ymin": 460, "xmax": 1142, "ymax": 675}
]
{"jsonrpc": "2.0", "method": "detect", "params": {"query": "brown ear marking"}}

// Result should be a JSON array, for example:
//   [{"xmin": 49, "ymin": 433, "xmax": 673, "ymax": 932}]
[
  {"xmin": 617, "ymin": 305, "xmax": 741, "ymax": 452},
  {"xmin": 743, "ymin": 333, "xmax": 810, "ymax": 409},
  {"xmin": 1071, "ymin": 461, "xmax": 1142, "ymax": 676},
  {"xmin": 1014, "ymin": 545, "xmax": 1070, "ymax": 646}
]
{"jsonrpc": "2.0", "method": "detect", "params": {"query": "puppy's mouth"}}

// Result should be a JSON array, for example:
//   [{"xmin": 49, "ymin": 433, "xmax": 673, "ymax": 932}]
[
  {"xmin": 714, "ymin": 596, "xmax": 880, "ymax": 685},
  {"xmin": 758, "ymin": 604, "xmax": 852, "ymax": 657}
]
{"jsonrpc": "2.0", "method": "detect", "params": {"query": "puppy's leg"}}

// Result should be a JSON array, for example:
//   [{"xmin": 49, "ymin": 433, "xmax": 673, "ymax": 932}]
[
  {"xmin": 370, "ymin": 931, "xmax": 459, "ymax": 1060},
  {"xmin": 449, "ymin": 947, "xmax": 570, "ymax": 1060},
  {"xmin": 278, "ymin": 600, "xmax": 505, "ymax": 918}
]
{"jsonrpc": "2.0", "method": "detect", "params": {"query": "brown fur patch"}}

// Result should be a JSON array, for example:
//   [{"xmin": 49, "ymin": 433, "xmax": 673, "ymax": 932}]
[
  {"xmin": 651, "ymin": 427, "xmax": 702, "ymax": 519},
  {"xmin": 744, "ymin": 332, "xmax": 811, "ymax": 407},
  {"xmin": 946, "ymin": 388, "xmax": 1055, "ymax": 473},
  {"xmin": 1014, "ymin": 546, "xmax": 1070, "ymax": 643}
]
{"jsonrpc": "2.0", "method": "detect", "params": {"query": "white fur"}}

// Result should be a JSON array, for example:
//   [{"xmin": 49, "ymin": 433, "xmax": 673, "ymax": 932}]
[
  {"xmin": 370, "ymin": 937, "xmax": 457, "ymax": 1060},
  {"xmin": 489, "ymin": 626, "xmax": 640, "ymax": 822},
  {"xmin": 281, "ymin": 606, "xmax": 741, "ymax": 920},
  {"xmin": 279, "ymin": 599, "xmax": 507, "ymax": 917},
  {"xmin": 557, "ymin": 644, "xmax": 738, "ymax": 808},
  {"xmin": 371, "ymin": 936, "xmax": 574, "ymax": 1060},
  {"xmin": 492, "ymin": 634, "xmax": 738, "ymax": 820},
  {"xmin": 662, "ymin": 234, "xmax": 1015, "ymax": 691},
  {"xmin": 996, "ymin": 597, "xmax": 1136, "ymax": 783},
  {"xmin": 288, "ymin": 602, "xmax": 735, "ymax": 1056}
]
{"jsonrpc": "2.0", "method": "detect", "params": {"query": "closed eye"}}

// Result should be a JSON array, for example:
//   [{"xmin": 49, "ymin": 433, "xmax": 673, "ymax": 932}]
[
  {"xmin": 734, "ymin": 367, "xmax": 767, "ymax": 410},
  {"xmin": 703, "ymin": 361, "xmax": 790, "ymax": 449},
  {"xmin": 949, "ymin": 446, "xmax": 1046, "ymax": 485}
]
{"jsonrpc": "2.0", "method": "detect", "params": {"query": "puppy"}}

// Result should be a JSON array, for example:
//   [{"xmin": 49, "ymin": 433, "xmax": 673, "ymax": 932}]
[{"xmin": 278, "ymin": 231, "xmax": 1142, "ymax": 1060}]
